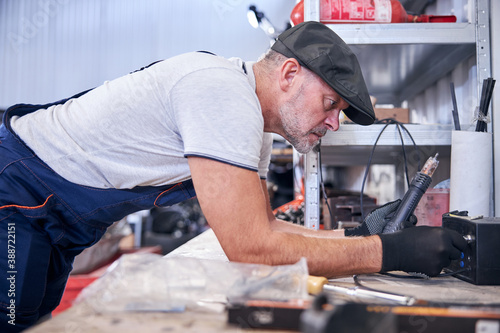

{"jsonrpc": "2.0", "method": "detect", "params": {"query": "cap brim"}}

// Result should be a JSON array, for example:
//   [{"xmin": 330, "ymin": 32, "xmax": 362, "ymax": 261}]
[
  {"xmin": 306, "ymin": 50, "xmax": 375, "ymax": 126},
  {"xmin": 271, "ymin": 22, "xmax": 375, "ymax": 126}
]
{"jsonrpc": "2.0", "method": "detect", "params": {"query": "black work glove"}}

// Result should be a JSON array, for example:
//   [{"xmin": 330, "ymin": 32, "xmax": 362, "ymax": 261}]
[
  {"xmin": 379, "ymin": 226, "xmax": 467, "ymax": 277},
  {"xmin": 344, "ymin": 199, "xmax": 417, "ymax": 237}
]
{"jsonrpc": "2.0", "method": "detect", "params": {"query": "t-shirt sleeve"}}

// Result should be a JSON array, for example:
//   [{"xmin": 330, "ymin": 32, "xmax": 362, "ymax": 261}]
[
  {"xmin": 170, "ymin": 67, "xmax": 265, "ymax": 173},
  {"xmin": 258, "ymin": 133, "xmax": 273, "ymax": 179}
]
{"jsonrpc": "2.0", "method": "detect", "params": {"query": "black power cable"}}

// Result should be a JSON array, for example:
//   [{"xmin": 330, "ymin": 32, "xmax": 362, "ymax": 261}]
[
  {"xmin": 360, "ymin": 118, "xmax": 421, "ymax": 220},
  {"xmin": 317, "ymin": 119, "xmax": 422, "ymax": 228}
]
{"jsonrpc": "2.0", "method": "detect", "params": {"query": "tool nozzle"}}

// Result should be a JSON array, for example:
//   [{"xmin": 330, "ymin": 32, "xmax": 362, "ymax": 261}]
[{"xmin": 421, "ymin": 153, "xmax": 439, "ymax": 177}]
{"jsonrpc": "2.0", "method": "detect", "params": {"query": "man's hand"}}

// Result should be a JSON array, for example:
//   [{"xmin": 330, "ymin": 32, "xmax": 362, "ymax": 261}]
[
  {"xmin": 379, "ymin": 226, "xmax": 467, "ymax": 277},
  {"xmin": 345, "ymin": 199, "xmax": 417, "ymax": 237}
]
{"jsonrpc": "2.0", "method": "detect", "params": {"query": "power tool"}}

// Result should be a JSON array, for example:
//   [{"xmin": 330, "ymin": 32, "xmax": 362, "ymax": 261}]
[{"xmin": 383, "ymin": 153, "xmax": 439, "ymax": 233}]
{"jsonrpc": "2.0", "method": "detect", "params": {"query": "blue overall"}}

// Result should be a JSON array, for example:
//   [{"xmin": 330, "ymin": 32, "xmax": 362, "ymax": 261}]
[{"xmin": 0, "ymin": 93, "xmax": 196, "ymax": 332}]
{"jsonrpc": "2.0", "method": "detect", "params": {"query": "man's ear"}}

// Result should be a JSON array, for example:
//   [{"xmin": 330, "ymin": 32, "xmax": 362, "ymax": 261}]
[{"xmin": 279, "ymin": 58, "xmax": 301, "ymax": 92}]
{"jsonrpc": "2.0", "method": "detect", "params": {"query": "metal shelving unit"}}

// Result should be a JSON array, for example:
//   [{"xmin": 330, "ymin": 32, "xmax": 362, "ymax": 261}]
[{"xmin": 302, "ymin": 0, "xmax": 492, "ymax": 229}]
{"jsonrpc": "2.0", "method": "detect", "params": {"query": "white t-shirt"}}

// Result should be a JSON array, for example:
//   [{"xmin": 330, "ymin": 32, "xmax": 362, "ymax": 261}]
[{"xmin": 11, "ymin": 52, "xmax": 273, "ymax": 189}]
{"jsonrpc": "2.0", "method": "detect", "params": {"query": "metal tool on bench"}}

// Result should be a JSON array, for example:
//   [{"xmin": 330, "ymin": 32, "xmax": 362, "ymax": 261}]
[{"xmin": 307, "ymin": 275, "xmax": 418, "ymax": 306}]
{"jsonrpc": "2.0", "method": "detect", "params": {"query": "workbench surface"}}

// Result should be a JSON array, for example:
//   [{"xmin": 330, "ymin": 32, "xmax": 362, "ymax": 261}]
[{"xmin": 26, "ymin": 229, "xmax": 500, "ymax": 332}]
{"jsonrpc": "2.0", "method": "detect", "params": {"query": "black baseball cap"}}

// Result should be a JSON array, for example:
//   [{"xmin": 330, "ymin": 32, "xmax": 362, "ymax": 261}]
[{"xmin": 271, "ymin": 21, "xmax": 375, "ymax": 125}]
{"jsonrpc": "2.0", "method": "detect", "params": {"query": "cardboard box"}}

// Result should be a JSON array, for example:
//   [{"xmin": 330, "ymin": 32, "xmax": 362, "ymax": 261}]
[{"xmin": 375, "ymin": 107, "xmax": 409, "ymax": 123}]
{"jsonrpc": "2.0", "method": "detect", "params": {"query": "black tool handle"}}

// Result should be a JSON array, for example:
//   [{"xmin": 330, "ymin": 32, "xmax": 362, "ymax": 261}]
[{"xmin": 383, "ymin": 172, "xmax": 432, "ymax": 233}]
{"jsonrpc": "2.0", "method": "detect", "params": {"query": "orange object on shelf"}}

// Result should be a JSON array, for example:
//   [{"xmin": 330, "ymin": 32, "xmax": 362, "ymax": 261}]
[
  {"xmin": 290, "ymin": 0, "xmax": 456, "ymax": 25},
  {"xmin": 273, "ymin": 196, "xmax": 304, "ymax": 216}
]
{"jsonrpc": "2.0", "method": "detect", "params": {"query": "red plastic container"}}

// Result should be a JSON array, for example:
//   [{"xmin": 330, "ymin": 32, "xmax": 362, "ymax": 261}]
[{"xmin": 414, "ymin": 188, "xmax": 450, "ymax": 227}]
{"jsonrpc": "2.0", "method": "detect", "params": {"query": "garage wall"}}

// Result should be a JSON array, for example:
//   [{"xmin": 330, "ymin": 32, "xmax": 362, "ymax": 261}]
[{"xmin": 0, "ymin": 0, "xmax": 296, "ymax": 108}]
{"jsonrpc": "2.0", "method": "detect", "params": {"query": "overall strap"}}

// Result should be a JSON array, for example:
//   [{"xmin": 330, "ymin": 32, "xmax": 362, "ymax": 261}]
[
  {"xmin": 197, "ymin": 50, "xmax": 247, "ymax": 74},
  {"xmin": 2, "ymin": 88, "xmax": 93, "ymax": 133}
]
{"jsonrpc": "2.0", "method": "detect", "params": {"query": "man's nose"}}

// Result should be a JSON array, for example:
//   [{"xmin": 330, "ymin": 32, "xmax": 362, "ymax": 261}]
[{"xmin": 324, "ymin": 111, "xmax": 340, "ymax": 131}]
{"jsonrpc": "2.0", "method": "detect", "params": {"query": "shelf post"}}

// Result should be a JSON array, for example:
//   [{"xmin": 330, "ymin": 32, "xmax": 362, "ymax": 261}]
[
  {"xmin": 304, "ymin": 148, "xmax": 320, "ymax": 230},
  {"xmin": 475, "ymin": 0, "xmax": 494, "ymax": 216},
  {"xmin": 302, "ymin": 0, "xmax": 321, "ymax": 229},
  {"xmin": 475, "ymin": 0, "xmax": 492, "ymax": 86}
]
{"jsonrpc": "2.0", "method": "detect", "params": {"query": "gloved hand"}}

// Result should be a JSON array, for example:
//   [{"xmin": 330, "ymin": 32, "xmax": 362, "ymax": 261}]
[
  {"xmin": 344, "ymin": 199, "xmax": 417, "ymax": 237},
  {"xmin": 379, "ymin": 226, "xmax": 467, "ymax": 277}
]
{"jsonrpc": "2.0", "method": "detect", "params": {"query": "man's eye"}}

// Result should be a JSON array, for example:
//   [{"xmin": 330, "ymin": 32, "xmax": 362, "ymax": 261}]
[{"xmin": 326, "ymin": 99, "xmax": 337, "ymax": 110}]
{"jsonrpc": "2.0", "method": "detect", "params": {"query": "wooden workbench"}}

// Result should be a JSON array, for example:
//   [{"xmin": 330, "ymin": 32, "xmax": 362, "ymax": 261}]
[{"xmin": 27, "ymin": 229, "xmax": 500, "ymax": 332}]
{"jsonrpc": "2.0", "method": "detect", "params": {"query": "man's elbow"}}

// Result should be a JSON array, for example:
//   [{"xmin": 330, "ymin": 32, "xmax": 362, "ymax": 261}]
[{"xmin": 221, "ymin": 237, "xmax": 276, "ymax": 265}]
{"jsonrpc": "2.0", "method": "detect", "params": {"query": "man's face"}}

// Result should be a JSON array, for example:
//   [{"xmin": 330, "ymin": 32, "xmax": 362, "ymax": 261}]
[{"xmin": 278, "ymin": 74, "xmax": 349, "ymax": 154}]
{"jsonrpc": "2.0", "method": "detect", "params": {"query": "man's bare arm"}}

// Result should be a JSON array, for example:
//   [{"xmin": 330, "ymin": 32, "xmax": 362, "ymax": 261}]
[
  {"xmin": 188, "ymin": 157, "xmax": 382, "ymax": 277},
  {"xmin": 260, "ymin": 179, "xmax": 346, "ymax": 239}
]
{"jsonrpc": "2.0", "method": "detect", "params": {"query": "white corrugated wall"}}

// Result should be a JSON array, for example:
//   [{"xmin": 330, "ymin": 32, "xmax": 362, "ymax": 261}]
[
  {"xmin": 0, "ymin": 0, "xmax": 296, "ymax": 108},
  {"xmin": 409, "ymin": 56, "xmax": 478, "ymax": 130}
]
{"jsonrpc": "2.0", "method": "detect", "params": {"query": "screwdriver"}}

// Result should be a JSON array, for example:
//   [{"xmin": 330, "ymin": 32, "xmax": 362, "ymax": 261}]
[{"xmin": 307, "ymin": 275, "xmax": 417, "ymax": 306}]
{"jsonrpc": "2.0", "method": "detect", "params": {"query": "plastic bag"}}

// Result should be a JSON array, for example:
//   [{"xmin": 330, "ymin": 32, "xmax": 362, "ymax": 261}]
[
  {"xmin": 71, "ymin": 218, "xmax": 132, "ymax": 274},
  {"xmin": 75, "ymin": 253, "xmax": 309, "ymax": 313}
]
